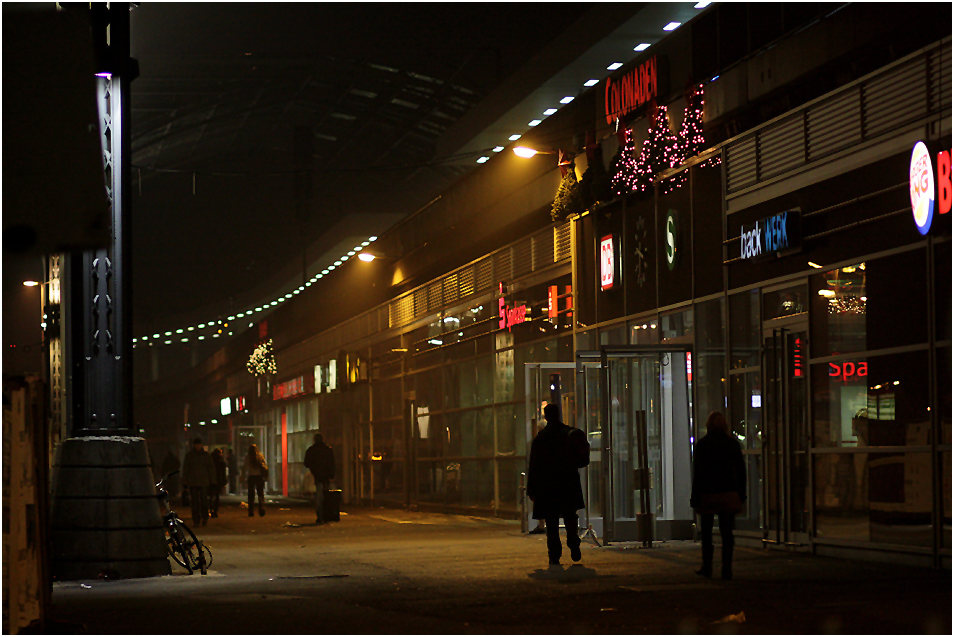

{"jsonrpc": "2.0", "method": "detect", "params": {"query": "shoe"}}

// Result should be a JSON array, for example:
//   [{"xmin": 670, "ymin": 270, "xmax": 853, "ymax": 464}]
[
  {"xmin": 259, "ymin": 509, "xmax": 265, "ymax": 517},
  {"xmin": 570, "ymin": 546, "xmax": 582, "ymax": 562},
  {"xmin": 695, "ymin": 568, "xmax": 712, "ymax": 578},
  {"xmin": 549, "ymin": 559, "xmax": 561, "ymax": 566},
  {"xmin": 248, "ymin": 512, "xmax": 254, "ymax": 517},
  {"xmin": 528, "ymin": 526, "xmax": 545, "ymax": 535}
]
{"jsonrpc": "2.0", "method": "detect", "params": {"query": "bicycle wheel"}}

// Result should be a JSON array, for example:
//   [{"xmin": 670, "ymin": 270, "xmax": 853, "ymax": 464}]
[
  {"xmin": 168, "ymin": 520, "xmax": 199, "ymax": 574},
  {"xmin": 165, "ymin": 522, "xmax": 190, "ymax": 572}
]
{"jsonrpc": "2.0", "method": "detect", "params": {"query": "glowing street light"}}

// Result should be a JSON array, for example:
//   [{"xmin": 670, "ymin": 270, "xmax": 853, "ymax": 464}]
[{"xmin": 513, "ymin": 146, "xmax": 539, "ymax": 158}]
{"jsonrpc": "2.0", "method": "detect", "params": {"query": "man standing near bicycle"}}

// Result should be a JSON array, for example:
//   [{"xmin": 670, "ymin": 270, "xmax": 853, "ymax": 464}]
[
  {"xmin": 182, "ymin": 437, "xmax": 216, "ymax": 527},
  {"xmin": 304, "ymin": 432, "xmax": 335, "ymax": 525}
]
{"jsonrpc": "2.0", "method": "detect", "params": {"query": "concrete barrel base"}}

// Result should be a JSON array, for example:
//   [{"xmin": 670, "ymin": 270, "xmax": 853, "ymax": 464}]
[{"xmin": 50, "ymin": 437, "xmax": 171, "ymax": 580}]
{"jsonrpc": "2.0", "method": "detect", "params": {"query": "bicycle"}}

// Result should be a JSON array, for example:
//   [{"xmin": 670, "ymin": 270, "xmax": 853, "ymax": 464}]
[{"xmin": 156, "ymin": 471, "xmax": 212, "ymax": 575}]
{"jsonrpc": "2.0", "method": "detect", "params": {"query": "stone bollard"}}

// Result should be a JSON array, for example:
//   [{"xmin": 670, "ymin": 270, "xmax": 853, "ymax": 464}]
[{"xmin": 50, "ymin": 437, "xmax": 171, "ymax": 580}]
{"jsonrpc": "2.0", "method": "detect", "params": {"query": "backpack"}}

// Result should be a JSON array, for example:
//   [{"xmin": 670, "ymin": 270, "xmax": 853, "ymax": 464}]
[{"xmin": 563, "ymin": 426, "xmax": 590, "ymax": 469}]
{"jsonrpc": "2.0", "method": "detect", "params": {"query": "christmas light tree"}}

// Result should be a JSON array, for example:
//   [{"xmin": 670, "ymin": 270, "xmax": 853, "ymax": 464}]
[
  {"xmin": 610, "ymin": 126, "xmax": 639, "ymax": 195},
  {"xmin": 631, "ymin": 104, "xmax": 680, "ymax": 194}
]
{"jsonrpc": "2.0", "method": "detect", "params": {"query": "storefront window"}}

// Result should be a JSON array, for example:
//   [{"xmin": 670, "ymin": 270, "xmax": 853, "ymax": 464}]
[
  {"xmin": 631, "ymin": 319, "xmax": 658, "ymax": 345},
  {"xmin": 729, "ymin": 372, "xmax": 762, "ymax": 449},
  {"xmin": 694, "ymin": 297, "xmax": 726, "ymax": 430},
  {"xmin": 729, "ymin": 290, "xmax": 760, "ymax": 369},
  {"xmin": 494, "ymin": 349, "xmax": 514, "ymax": 403},
  {"xmin": 763, "ymin": 284, "xmax": 807, "ymax": 321},
  {"xmin": 812, "ymin": 350, "xmax": 930, "ymax": 448},
  {"xmin": 661, "ymin": 308, "xmax": 693, "ymax": 342}
]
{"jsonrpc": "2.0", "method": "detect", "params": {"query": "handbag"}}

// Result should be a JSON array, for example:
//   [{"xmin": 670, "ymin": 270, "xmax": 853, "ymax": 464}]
[{"xmin": 694, "ymin": 491, "xmax": 742, "ymax": 515}]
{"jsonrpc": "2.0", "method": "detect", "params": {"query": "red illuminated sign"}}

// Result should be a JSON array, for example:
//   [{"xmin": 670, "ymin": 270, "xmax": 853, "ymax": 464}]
[
  {"xmin": 498, "ymin": 297, "xmax": 528, "ymax": 331},
  {"xmin": 273, "ymin": 375, "xmax": 313, "ymax": 400},
  {"xmin": 829, "ymin": 361, "xmax": 868, "ymax": 383},
  {"xmin": 939, "ymin": 150, "xmax": 951, "ymax": 215},
  {"xmin": 604, "ymin": 57, "xmax": 657, "ymax": 125},
  {"xmin": 600, "ymin": 235, "xmax": 616, "ymax": 290}
]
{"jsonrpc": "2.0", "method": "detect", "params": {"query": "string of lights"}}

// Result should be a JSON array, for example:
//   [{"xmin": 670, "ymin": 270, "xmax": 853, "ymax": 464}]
[{"xmin": 133, "ymin": 235, "xmax": 378, "ymax": 347}]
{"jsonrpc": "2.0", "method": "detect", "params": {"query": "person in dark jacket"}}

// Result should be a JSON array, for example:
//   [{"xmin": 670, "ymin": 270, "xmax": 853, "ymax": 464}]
[
  {"xmin": 690, "ymin": 411, "xmax": 746, "ymax": 580},
  {"xmin": 304, "ymin": 432, "xmax": 336, "ymax": 524},
  {"xmin": 209, "ymin": 448, "xmax": 228, "ymax": 518},
  {"xmin": 527, "ymin": 404, "xmax": 585, "ymax": 566},
  {"xmin": 181, "ymin": 437, "xmax": 216, "ymax": 527}
]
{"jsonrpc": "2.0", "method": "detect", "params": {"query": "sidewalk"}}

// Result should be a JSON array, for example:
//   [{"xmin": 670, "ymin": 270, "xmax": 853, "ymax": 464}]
[{"xmin": 49, "ymin": 500, "xmax": 952, "ymax": 634}]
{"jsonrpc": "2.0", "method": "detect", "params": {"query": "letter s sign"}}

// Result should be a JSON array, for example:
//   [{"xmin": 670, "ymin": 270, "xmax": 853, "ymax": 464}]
[{"xmin": 665, "ymin": 210, "xmax": 678, "ymax": 271}]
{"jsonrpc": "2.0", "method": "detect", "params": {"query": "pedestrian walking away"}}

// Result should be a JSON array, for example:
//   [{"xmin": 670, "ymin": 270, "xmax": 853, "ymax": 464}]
[
  {"xmin": 304, "ymin": 432, "xmax": 336, "ymax": 524},
  {"xmin": 226, "ymin": 447, "xmax": 238, "ymax": 495},
  {"xmin": 210, "ymin": 447, "xmax": 228, "ymax": 518},
  {"xmin": 526, "ymin": 404, "xmax": 587, "ymax": 566},
  {"xmin": 690, "ymin": 411, "xmax": 746, "ymax": 580},
  {"xmin": 244, "ymin": 443, "xmax": 268, "ymax": 516},
  {"xmin": 181, "ymin": 437, "xmax": 216, "ymax": 527}
]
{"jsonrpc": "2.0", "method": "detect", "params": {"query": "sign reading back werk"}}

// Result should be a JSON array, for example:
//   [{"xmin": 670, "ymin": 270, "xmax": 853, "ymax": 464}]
[{"xmin": 740, "ymin": 209, "xmax": 801, "ymax": 261}]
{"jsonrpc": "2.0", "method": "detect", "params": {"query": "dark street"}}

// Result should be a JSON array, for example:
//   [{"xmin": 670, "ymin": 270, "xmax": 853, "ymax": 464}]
[{"xmin": 50, "ymin": 497, "xmax": 952, "ymax": 635}]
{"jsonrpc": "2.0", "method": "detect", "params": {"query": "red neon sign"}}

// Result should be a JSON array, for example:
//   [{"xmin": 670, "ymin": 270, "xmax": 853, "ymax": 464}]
[
  {"xmin": 939, "ymin": 150, "xmax": 951, "ymax": 215},
  {"xmin": 829, "ymin": 361, "xmax": 868, "ymax": 383},
  {"xmin": 604, "ymin": 57, "xmax": 657, "ymax": 125},
  {"xmin": 498, "ymin": 297, "xmax": 528, "ymax": 331}
]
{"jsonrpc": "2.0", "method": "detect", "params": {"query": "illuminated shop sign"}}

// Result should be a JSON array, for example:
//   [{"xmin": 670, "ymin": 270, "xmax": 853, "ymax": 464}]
[
  {"xmin": 498, "ymin": 297, "xmax": 528, "ymax": 331},
  {"xmin": 665, "ymin": 210, "xmax": 678, "ymax": 271},
  {"xmin": 909, "ymin": 141, "xmax": 952, "ymax": 235},
  {"xmin": 740, "ymin": 209, "xmax": 801, "ymax": 261},
  {"xmin": 829, "ymin": 361, "xmax": 867, "ymax": 383},
  {"xmin": 220, "ymin": 397, "xmax": 231, "ymax": 416},
  {"xmin": 600, "ymin": 234, "xmax": 616, "ymax": 290},
  {"xmin": 548, "ymin": 285, "xmax": 573, "ymax": 322},
  {"xmin": 273, "ymin": 375, "xmax": 313, "ymax": 400},
  {"xmin": 236, "ymin": 396, "xmax": 246, "ymax": 411},
  {"xmin": 604, "ymin": 57, "xmax": 657, "ymax": 125}
]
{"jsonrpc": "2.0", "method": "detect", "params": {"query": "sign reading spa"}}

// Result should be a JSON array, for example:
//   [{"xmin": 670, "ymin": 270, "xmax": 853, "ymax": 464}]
[{"xmin": 909, "ymin": 141, "xmax": 952, "ymax": 235}]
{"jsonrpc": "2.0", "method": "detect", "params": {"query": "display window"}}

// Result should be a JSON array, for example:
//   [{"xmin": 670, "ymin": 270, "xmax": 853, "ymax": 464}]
[{"xmin": 729, "ymin": 289, "xmax": 760, "ymax": 370}]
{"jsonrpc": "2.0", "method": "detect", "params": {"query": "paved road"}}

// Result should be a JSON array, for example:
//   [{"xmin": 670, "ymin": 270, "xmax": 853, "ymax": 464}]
[{"xmin": 50, "ymin": 497, "xmax": 951, "ymax": 634}]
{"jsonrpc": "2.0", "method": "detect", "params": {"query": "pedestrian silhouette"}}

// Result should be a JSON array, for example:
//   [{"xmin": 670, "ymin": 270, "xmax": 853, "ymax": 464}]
[
  {"xmin": 181, "ymin": 437, "xmax": 216, "ymax": 527},
  {"xmin": 690, "ymin": 411, "xmax": 746, "ymax": 580},
  {"xmin": 244, "ymin": 443, "xmax": 268, "ymax": 517},
  {"xmin": 304, "ymin": 432, "xmax": 336, "ymax": 524},
  {"xmin": 210, "ymin": 447, "xmax": 227, "ymax": 518},
  {"xmin": 527, "ymin": 404, "xmax": 585, "ymax": 565}
]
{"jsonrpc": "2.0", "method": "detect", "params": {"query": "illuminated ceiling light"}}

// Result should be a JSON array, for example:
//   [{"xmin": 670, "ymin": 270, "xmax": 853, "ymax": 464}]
[
  {"xmin": 663, "ymin": 21, "xmax": 682, "ymax": 31},
  {"xmin": 634, "ymin": 43, "xmax": 651, "ymax": 51},
  {"xmin": 893, "ymin": 381, "xmax": 900, "ymax": 385},
  {"xmin": 152, "ymin": 334, "xmax": 160, "ymax": 339},
  {"xmin": 164, "ymin": 331, "xmax": 172, "ymax": 336},
  {"xmin": 808, "ymin": 262, "xmax": 823, "ymax": 269},
  {"xmin": 607, "ymin": 62, "xmax": 623, "ymax": 71},
  {"xmin": 228, "ymin": 316, "xmax": 235, "ymax": 321},
  {"xmin": 651, "ymin": 324, "xmax": 656, "ymax": 329},
  {"xmin": 860, "ymin": 296, "xmax": 867, "ymax": 301},
  {"xmin": 369, "ymin": 236, "xmax": 377, "ymax": 241},
  {"xmin": 476, "ymin": 156, "xmax": 489, "ymax": 163},
  {"xmin": 23, "ymin": 280, "xmax": 39, "ymax": 287},
  {"xmin": 322, "ymin": 269, "xmax": 330, "ymax": 275},
  {"xmin": 493, "ymin": 146, "xmax": 504, "ymax": 152},
  {"xmin": 305, "ymin": 281, "xmax": 312, "ymax": 287},
  {"xmin": 198, "ymin": 335, "xmax": 205, "ymax": 340},
  {"xmin": 509, "ymin": 134, "xmax": 522, "ymax": 141},
  {"xmin": 359, "ymin": 252, "xmax": 376, "ymax": 262},
  {"xmin": 284, "ymin": 294, "xmax": 292, "ymax": 299},
  {"xmin": 132, "ymin": 338, "xmax": 137, "ymax": 343},
  {"xmin": 361, "ymin": 241, "xmax": 370, "ymax": 247},
  {"xmin": 341, "ymin": 255, "xmax": 349, "ymax": 262},
  {"xmin": 818, "ymin": 289, "xmax": 836, "ymax": 297},
  {"xmin": 347, "ymin": 250, "xmax": 356, "ymax": 256},
  {"xmin": 270, "ymin": 301, "xmax": 277, "ymax": 306},
  {"xmin": 95, "ymin": 71, "xmax": 111, "ymax": 78},
  {"xmin": 334, "ymin": 260, "xmax": 342, "ymax": 266},
  {"xmin": 213, "ymin": 333, "xmax": 220, "ymax": 338},
  {"xmin": 293, "ymin": 289, "xmax": 300, "ymax": 295},
  {"xmin": 584, "ymin": 79, "xmax": 599, "ymax": 87},
  {"xmin": 187, "ymin": 326, "xmax": 195, "ymax": 331},
  {"xmin": 694, "ymin": 1, "xmax": 711, "ymax": 7},
  {"xmin": 513, "ymin": 146, "xmax": 538, "ymax": 158},
  {"xmin": 141, "ymin": 336, "xmax": 149, "ymax": 341},
  {"xmin": 237, "ymin": 313, "xmax": 245, "ymax": 318},
  {"xmin": 181, "ymin": 337, "xmax": 188, "ymax": 342},
  {"xmin": 164, "ymin": 340, "xmax": 172, "ymax": 345},
  {"xmin": 316, "ymin": 273, "xmax": 323, "ymax": 279},
  {"xmin": 560, "ymin": 96, "xmax": 574, "ymax": 104},
  {"xmin": 176, "ymin": 329, "xmax": 183, "ymax": 334},
  {"xmin": 198, "ymin": 323, "xmax": 206, "ymax": 328},
  {"xmin": 328, "ymin": 265, "xmax": 336, "ymax": 271},
  {"xmin": 528, "ymin": 119, "xmax": 542, "ymax": 127}
]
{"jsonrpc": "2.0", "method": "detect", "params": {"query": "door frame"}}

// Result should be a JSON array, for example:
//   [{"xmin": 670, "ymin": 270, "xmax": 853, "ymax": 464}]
[{"xmin": 577, "ymin": 344, "xmax": 694, "ymax": 545}]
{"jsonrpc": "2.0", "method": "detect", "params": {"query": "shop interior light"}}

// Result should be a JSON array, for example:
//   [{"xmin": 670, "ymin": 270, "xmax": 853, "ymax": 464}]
[
  {"xmin": 607, "ymin": 62, "xmax": 623, "ymax": 71},
  {"xmin": 513, "ymin": 146, "xmax": 538, "ymax": 158},
  {"xmin": 23, "ymin": 280, "xmax": 39, "ymax": 287},
  {"xmin": 584, "ymin": 79, "xmax": 600, "ymax": 87},
  {"xmin": 663, "ymin": 21, "xmax": 682, "ymax": 31},
  {"xmin": 818, "ymin": 289, "xmax": 836, "ymax": 297},
  {"xmin": 634, "ymin": 43, "xmax": 651, "ymax": 51}
]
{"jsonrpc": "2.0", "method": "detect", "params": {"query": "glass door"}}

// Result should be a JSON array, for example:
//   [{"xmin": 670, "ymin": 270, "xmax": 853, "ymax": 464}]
[
  {"xmin": 763, "ymin": 320, "xmax": 811, "ymax": 546},
  {"xmin": 577, "ymin": 346, "xmax": 693, "ymax": 545}
]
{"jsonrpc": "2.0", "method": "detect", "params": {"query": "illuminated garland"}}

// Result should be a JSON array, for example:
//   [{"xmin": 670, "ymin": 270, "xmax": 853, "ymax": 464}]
[
  {"xmin": 247, "ymin": 338, "xmax": 277, "ymax": 376},
  {"xmin": 551, "ymin": 160, "xmax": 584, "ymax": 221},
  {"xmin": 610, "ymin": 127, "xmax": 640, "ymax": 194}
]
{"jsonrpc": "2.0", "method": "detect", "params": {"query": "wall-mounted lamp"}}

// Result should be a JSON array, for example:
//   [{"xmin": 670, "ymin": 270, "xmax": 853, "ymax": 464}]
[{"xmin": 513, "ymin": 146, "xmax": 559, "ymax": 159}]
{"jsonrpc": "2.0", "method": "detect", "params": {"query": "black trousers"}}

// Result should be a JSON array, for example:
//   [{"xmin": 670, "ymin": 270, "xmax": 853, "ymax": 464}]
[
  {"xmin": 188, "ymin": 486, "xmax": 208, "ymax": 526},
  {"xmin": 247, "ymin": 476, "xmax": 265, "ymax": 512},
  {"xmin": 544, "ymin": 510, "xmax": 580, "ymax": 562},
  {"xmin": 699, "ymin": 511, "xmax": 735, "ymax": 574},
  {"xmin": 210, "ymin": 484, "xmax": 222, "ymax": 515}
]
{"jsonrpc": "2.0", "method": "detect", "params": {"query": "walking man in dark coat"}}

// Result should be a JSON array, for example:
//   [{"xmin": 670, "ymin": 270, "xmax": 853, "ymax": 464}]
[
  {"xmin": 527, "ymin": 404, "xmax": 585, "ymax": 565},
  {"xmin": 304, "ymin": 432, "xmax": 336, "ymax": 524}
]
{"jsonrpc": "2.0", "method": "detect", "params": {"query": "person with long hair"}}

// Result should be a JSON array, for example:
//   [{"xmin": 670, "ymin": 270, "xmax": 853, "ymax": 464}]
[
  {"xmin": 244, "ymin": 443, "xmax": 268, "ymax": 517},
  {"xmin": 690, "ymin": 412, "xmax": 746, "ymax": 580}
]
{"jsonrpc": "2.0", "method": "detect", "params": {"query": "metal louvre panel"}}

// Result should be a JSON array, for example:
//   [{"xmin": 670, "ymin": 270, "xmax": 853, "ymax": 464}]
[
  {"xmin": 531, "ymin": 232, "xmax": 553, "ymax": 271},
  {"xmin": 807, "ymin": 88, "xmax": 862, "ymax": 160},
  {"xmin": 725, "ymin": 136, "xmax": 758, "ymax": 192},
  {"xmin": 866, "ymin": 60, "xmax": 929, "ymax": 139},
  {"xmin": 390, "ymin": 295, "xmax": 413, "ymax": 328},
  {"xmin": 442, "ymin": 272, "xmax": 459, "ymax": 306},
  {"xmin": 427, "ymin": 281, "xmax": 442, "ymax": 312},
  {"xmin": 513, "ymin": 237, "xmax": 532, "ymax": 277},
  {"xmin": 929, "ymin": 44, "xmax": 952, "ymax": 112},
  {"xmin": 554, "ymin": 223, "xmax": 571, "ymax": 261},
  {"xmin": 759, "ymin": 114, "xmax": 805, "ymax": 179},
  {"xmin": 474, "ymin": 257, "xmax": 492, "ymax": 293},
  {"xmin": 494, "ymin": 249, "xmax": 512, "ymax": 283},
  {"xmin": 413, "ymin": 287, "xmax": 427, "ymax": 318},
  {"xmin": 459, "ymin": 266, "xmax": 475, "ymax": 298}
]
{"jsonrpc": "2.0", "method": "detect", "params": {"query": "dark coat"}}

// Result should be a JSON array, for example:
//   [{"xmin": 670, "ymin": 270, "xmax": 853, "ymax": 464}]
[
  {"xmin": 304, "ymin": 442, "xmax": 335, "ymax": 483},
  {"xmin": 212, "ymin": 453, "xmax": 227, "ymax": 487},
  {"xmin": 527, "ymin": 421, "xmax": 585, "ymax": 519},
  {"xmin": 690, "ymin": 429, "xmax": 746, "ymax": 511}
]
